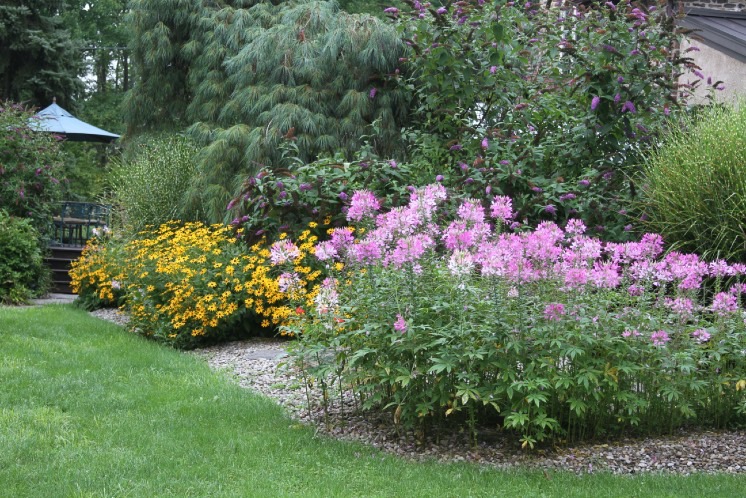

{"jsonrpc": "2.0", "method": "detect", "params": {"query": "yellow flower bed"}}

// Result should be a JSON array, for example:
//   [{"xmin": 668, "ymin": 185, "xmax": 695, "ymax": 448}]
[
  {"xmin": 70, "ymin": 236, "xmax": 126, "ymax": 308},
  {"xmin": 71, "ymin": 221, "xmax": 321, "ymax": 347}
]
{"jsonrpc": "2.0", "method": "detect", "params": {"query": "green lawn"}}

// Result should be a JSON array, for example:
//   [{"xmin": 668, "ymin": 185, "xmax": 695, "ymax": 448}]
[{"xmin": 1, "ymin": 305, "xmax": 744, "ymax": 497}]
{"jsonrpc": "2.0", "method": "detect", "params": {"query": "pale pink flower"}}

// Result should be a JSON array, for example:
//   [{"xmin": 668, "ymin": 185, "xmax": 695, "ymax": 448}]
[
  {"xmin": 270, "ymin": 239, "xmax": 301, "ymax": 265},
  {"xmin": 394, "ymin": 314, "xmax": 408, "ymax": 333},
  {"xmin": 651, "ymin": 330, "xmax": 670, "ymax": 346}
]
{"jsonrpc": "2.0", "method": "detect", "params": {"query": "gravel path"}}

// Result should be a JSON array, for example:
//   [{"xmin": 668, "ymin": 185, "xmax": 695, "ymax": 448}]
[{"xmin": 90, "ymin": 308, "xmax": 746, "ymax": 475}]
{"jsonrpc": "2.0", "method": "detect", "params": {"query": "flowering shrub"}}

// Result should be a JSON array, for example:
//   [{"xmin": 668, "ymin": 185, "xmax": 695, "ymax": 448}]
[
  {"xmin": 0, "ymin": 102, "xmax": 66, "ymax": 230},
  {"xmin": 389, "ymin": 0, "xmax": 715, "ymax": 239},
  {"xmin": 230, "ymin": 143, "xmax": 424, "ymax": 245},
  {"xmin": 283, "ymin": 185, "xmax": 746, "ymax": 447},
  {"xmin": 70, "ymin": 230, "xmax": 126, "ymax": 310}
]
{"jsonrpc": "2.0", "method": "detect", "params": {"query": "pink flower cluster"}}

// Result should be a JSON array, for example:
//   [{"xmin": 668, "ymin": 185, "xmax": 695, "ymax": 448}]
[{"xmin": 317, "ymin": 184, "xmax": 746, "ymax": 336}]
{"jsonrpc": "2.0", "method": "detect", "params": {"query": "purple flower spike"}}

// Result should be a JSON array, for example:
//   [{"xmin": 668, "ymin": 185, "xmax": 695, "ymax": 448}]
[
  {"xmin": 383, "ymin": 6, "xmax": 399, "ymax": 14},
  {"xmin": 450, "ymin": 144, "xmax": 463, "ymax": 151},
  {"xmin": 591, "ymin": 95, "xmax": 601, "ymax": 111},
  {"xmin": 436, "ymin": 6, "xmax": 447, "ymax": 14},
  {"xmin": 369, "ymin": 87, "xmax": 377, "ymax": 99},
  {"xmin": 490, "ymin": 66, "xmax": 497, "ymax": 74},
  {"xmin": 621, "ymin": 101, "xmax": 637, "ymax": 114},
  {"xmin": 339, "ymin": 191, "xmax": 348, "ymax": 201},
  {"xmin": 544, "ymin": 204, "xmax": 557, "ymax": 215},
  {"xmin": 436, "ymin": 175, "xmax": 444, "ymax": 182}
]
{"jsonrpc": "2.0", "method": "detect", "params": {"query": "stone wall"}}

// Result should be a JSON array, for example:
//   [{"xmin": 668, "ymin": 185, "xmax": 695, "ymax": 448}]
[{"xmin": 681, "ymin": 0, "xmax": 745, "ymax": 12}]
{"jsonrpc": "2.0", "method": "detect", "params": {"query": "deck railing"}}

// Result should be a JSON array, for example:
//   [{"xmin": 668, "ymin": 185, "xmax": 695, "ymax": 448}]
[{"xmin": 50, "ymin": 201, "xmax": 111, "ymax": 247}]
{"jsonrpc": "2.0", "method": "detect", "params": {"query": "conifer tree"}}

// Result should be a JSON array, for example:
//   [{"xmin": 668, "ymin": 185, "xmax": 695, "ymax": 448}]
[
  {"xmin": 124, "ymin": 0, "xmax": 410, "ymax": 222},
  {"xmin": 0, "ymin": 1, "xmax": 83, "ymax": 108}
]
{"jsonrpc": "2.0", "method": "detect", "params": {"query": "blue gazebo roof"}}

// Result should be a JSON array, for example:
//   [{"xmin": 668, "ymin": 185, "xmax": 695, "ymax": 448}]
[{"xmin": 30, "ymin": 101, "xmax": 120, "ymax": 143}]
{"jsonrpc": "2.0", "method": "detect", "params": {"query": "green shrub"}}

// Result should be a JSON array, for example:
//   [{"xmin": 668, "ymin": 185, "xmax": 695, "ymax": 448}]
[
  {"xmin": 0, "ymin": 210, "xmax": 50, "ymax": 303},
  {"xmin": 109, "ymin": 134, "xmax": 200, "ymax": 233},
  {"xmin": 230, "ymin": 139, "xmax": 429, "ymax": 244},
  {"xmin": 640, "ymin": 104, "xmax": 746, "ymax": 261}
]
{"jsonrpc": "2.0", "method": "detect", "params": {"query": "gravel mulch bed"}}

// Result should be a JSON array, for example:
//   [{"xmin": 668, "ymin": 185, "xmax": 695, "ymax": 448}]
[{"xmin": 90, "ymin": 309, "xmax": 746, "ymax": 475}]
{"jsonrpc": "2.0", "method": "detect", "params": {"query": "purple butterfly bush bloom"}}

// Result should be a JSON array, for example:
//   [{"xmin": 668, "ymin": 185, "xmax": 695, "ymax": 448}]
[
  {"xmin": 390, "ymin": 160, "xmax": 398, "ymax": 169},
  {"xmin": 591, "ymin": 95, "xmax": 601, "ymax": 110},
  {"xmin": 435, "ymin": 174, "xmax": 444, "ymax": 182},
  {"xmin": 559, "ymin": 193, "xmax": 576, "ymax": 201},
  {"xmin": 436, "ymin": 6, "xmax": 447, "ymax": 14},
  {"xmin": 450, "ymin": 144, "xmax": 463, "ymax": 151},
  {"xmin": 369, "ymin": 87, "xmax": 377, "ymax": 99},
  {"xmin": 544, "ymin": 204, "xmax": 557, "ymax": 215},
  {"xmin": 459, "ymin": 162, "xmax": 468, "ymax": 171},
  {"xmin": 299, "ymin": 182, "xmax": 312, "ymax": 192},
  {"xmin": 383, "ymin": 6, "xmax": 399, "ymax": 13},
  {"xmin": 339, "ymin": 191, "xmax": 349, "ymax": 202},
  {"xmin": 614, "ymin": 93, "xmax": 621, "ymax": 103},
  {"xmin": 481, "ymin": 137, "xmax": 489, "ymax": 149},
  {"xmin": 621, "ymin": 101, "xmax": 636, "ymax": 113},
  {"xmin": 490, "ymin": 66, "xmax": 498, "ymax": 74},
  {"xmin": 578, "ymin": 179, "xmax": 591, "ymax": 187}
]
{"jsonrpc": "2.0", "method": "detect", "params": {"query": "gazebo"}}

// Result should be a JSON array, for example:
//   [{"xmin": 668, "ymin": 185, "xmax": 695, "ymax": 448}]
[{"xmin": 30, "ymin": 99, "xmax": 119, "ymax": 293}]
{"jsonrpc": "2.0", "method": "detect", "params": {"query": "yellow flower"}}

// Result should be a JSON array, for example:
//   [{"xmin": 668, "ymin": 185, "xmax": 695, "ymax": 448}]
[
  {"xmin": 308, "ymin": 221, "xmax": 318, "ymax": 228},
  {"xmin": 279, "ymin": 232, "xmax": 288, "ymax": 240},
  {"xmin": 208, "ymin": 281, "xmax": 217, "ymax": 288}
]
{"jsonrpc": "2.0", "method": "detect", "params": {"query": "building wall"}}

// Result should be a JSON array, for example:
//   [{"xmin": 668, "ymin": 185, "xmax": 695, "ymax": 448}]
[{"xmin": 680, "ymin": 38, "xmax": 746, "ymax": 103}]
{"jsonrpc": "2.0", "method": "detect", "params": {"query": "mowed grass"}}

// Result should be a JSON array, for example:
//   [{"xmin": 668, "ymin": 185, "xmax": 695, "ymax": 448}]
[{"xmin": 1, "ymin": 306, "xmax": 744, "ymax": 497}]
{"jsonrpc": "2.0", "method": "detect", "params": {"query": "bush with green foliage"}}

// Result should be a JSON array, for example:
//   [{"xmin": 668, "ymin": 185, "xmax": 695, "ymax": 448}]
[
  {"xmin": 640, "ymin": 104, "xmax": 746, "ymax": 262},
  {"xmin": 109, "ymin": 134, "xmax": 200, "ymax": 232},
  {"xmin": 391, "ymin": 0, "xmax": 713, "ymax": 239},
  {"xmin": 229, "ymin": 139, "xmax": 429, "ymax": 243},
  {"xmin": 0, "ymin": 211, "xmax": 50, "ymax": 303},
  {"xmin": 0, "ymin": 102, "xmax": 66, "ymax": 230}
]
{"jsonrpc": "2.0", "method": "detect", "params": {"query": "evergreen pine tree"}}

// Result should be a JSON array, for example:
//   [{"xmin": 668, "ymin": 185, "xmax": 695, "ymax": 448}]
[
  {"xmin": 125, "ymin": 0, "xmax": 410, "ymax": 222},
  {"xmin": 0, "ymin": 1, "xmax": 83, "ymax": 108}
]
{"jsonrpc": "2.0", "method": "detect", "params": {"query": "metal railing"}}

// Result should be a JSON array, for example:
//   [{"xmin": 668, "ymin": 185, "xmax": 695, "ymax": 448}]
[{"xmin": 50, "ymin": 201, "xmax": 111, "ymax": 247}]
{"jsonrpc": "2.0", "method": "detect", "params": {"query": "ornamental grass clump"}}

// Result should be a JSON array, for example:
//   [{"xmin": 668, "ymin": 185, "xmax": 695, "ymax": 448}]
[
  {"xmin": 640, "ymin": 104, "xmax": 746, "ymax": 262},
  {"xmin": 280, "ymin": 185, "xmax": 746, "ymax": 448}
]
